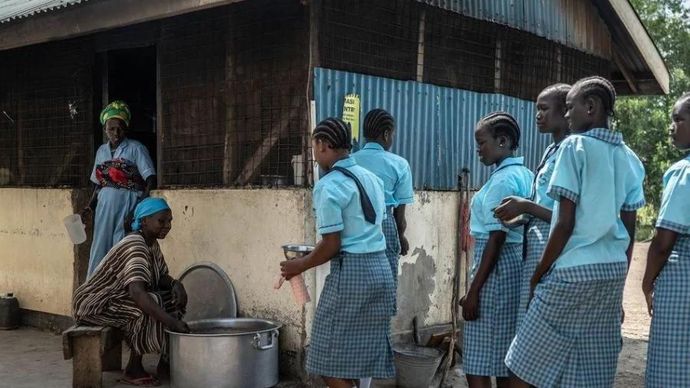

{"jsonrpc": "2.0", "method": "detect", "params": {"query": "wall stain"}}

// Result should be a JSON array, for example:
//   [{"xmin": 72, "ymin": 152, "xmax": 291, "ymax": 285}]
[
  {"xmin": 418, "ymin": 191, "xmax": 431, "ymax": 205},
  {"xmin": 393, "ymin": 246, "xmax": 436, "ymax": 333}
]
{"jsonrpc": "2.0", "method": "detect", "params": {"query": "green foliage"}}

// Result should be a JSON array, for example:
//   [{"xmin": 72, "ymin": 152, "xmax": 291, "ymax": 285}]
[{"xmin": 615, "ymin": 0, "xmax": 690, "ymax": 238}]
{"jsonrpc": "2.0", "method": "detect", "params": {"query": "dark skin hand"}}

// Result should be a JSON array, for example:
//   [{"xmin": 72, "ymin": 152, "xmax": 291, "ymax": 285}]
[
  {"xmin": 158, "ymin": 274, "xmax": 188, "ymax": 310},
  {"xmin": 81, "ymin": 176, "xmax": 157, "ymax": 221},
  {"xmin": 494, "ymin": 196, "xmax": 553, "ymax": 223},
  {"xmin": 280, "ymin": 233, "xmax": 341, "ymax": 280},
  {"xmin": 530, "ymin": 197, "xmax": 576, "ymax": 300},
  {"xmin": 460, "ymin": 230, "xmax": 507, "ymax": 321},
  {"xmin": 394, "ymin": 205, "xmax": 409, "ymax": 255},
  {"xmin": 642, "ymin": 228, "xmax": 678, "ymax": 316},
  {"xmin": 128, "ymin": 281, "xmax": 189, "ymax": 333}
]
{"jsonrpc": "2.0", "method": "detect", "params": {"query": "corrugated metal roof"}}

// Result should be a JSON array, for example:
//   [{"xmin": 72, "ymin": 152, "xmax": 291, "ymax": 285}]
[
  {"xmin": 314, "ymin": 67, "xmax": 551, "ymax": 190},
  {"xmin": 0, "ymin": 0, "xmax": 86, "ymax": 24}
]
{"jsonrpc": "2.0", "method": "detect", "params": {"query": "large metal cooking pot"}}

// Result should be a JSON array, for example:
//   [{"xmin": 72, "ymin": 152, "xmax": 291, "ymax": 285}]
[{"xmin": 167, "ymin": 318, "xmax": 282, "ymax": 388}]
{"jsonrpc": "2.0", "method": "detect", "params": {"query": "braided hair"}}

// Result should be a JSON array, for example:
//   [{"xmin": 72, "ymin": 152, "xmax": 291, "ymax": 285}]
[
  {"xmin": 312, "ymin": 117, "xmax": 352, "ymax": 150},
  {"xmin": 540, "ymin": 83, "xmax": 571, "ymax": 109},
  {"xmin": 363, "ymin": 108, "xmax": 395, "ymax": 140},
  {"xmin": 572, "ymin": 76, "xmax": 617, "ymax": 117},
  {"xmin": 477, "ymin": 112, "xmax": 521, "ymax": 150}
]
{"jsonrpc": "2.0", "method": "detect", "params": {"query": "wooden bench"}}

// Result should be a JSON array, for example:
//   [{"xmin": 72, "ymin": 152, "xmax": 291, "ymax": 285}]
[{"xmin": 62, "ymin": 325, "xmax": 122, "ymax": 388}]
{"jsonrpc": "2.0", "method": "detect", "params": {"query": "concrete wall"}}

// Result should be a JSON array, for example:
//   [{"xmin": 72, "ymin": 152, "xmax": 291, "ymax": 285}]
[
  {"xmin": 0, "ymin": 187, "xmax": 467, "ymax": 374},
  {"xmin": 0, "ymin": 189, "xmax": 77, "ymax": 316},
  {"xmin": 156, "ymin": 189, "xmax": 315, "ymax": 356},
  {"xmin": 393, "ymin": 191, "xmax": 465, "ymax": 335}
]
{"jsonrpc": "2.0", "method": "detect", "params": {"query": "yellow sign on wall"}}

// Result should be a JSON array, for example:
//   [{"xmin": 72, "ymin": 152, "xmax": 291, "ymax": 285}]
[{"xmin": 342, "ymin": 94, "xmax": 361, "ymax": 144}]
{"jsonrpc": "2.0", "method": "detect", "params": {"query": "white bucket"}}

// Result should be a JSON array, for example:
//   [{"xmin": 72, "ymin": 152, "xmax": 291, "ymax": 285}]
[{"xmin": 63, "ymin": 214, "xmax": 86, "ymax": 245}]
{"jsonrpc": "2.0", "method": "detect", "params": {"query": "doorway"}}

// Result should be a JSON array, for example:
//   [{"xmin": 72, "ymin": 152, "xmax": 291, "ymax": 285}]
[{"xmin": 95, "ymin": 46, "xmax": 158, "ymax": 167}]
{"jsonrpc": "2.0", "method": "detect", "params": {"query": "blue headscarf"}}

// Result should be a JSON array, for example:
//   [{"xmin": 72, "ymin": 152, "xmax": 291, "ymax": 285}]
[{"xmin": 131, "ymin": 197, "xmax": 170, "ymax": 231}]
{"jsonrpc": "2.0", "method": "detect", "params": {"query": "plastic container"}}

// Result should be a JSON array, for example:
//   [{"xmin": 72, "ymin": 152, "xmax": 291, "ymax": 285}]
[
  {"xmin": 393, "ymin": 344, "xmax": 444, "ymax": 388},
  {"xmin": 0, "ymin": 293, "xmax": 20, "ymax": 330},
  {"xmin": 63, "ymin": 214, "xmax": 87, "ymax": 244},
  {"xmin": 288, "ymin": 274, "xmax": 310, "ymax": 305}
]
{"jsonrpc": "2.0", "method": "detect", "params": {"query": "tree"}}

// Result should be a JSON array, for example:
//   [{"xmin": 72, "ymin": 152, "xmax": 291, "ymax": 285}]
[{"xmin": 615, "ymin": 0, "xmax": 690, "ymax": 239}]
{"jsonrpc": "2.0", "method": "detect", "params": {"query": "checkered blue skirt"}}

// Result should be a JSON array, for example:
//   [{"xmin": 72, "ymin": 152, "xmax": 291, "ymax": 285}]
[
  {"xmin": 306, "ymin": 251, "xmax": 396, "ymax": 379},
  {"xmin": 462, "ymin": 239, "xmax": 522, "ymax": 377},
  {"xmin": 505, "ymin": 261, "xmax": 627, "ymax": 387},
  {"xmin": 646, "ymin": 234, "xmax": 690, "ymax": 387},
  {"xmin": 517, "ymin": 218, "xmax": 550, "ymax": 329},
  {"xmin": 382, "ymin": 210, "xmax": 400, "ymax": 314}
]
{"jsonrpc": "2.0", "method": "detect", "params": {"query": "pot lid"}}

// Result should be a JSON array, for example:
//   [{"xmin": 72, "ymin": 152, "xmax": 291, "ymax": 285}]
[{"xmin": 178, "ymin": 262, "xmax": 238, "ymax": 320}]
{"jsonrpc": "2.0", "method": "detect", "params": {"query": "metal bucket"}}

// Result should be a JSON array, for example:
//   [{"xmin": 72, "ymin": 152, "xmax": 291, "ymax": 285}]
[
  {"xmin": 167, "ymin": 318, "xmax": 282, "ymax": 388},
  {"xmin": 393, "ymin": 344, "xmax": 444, "ymax": 388}
]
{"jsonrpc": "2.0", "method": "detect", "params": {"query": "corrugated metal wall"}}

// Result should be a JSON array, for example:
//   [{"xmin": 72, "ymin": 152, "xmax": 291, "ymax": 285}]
[
  {"xmin": 418, "ymin": 0, "xmax": 612, "ymax": 59},
  {"xmin": 314, "ymin": 67, "xmax": 551, "ymax": 190}
]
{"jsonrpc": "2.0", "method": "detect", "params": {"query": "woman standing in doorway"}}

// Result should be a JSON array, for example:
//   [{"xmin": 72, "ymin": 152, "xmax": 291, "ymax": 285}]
[{"xmin": 82, "ymin": 100, "xmax": 156, "ymax": 277}]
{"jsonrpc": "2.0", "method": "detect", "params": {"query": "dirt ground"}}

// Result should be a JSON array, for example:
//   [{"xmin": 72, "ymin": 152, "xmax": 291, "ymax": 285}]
[
  {"xmin": 440, "ymin": 242, "xmax": 652, "ymax": 388},
  {"xmin": 0, "ymin": 244, "xmax": 652, "ymax": 387}
]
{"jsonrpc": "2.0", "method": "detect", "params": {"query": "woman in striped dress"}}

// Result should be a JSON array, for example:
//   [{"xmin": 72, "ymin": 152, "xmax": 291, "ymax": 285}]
[
  {"xmin": 73, "ymin": 197, "xmax": 188, "ymax": 387},
  {"xmin": 494, "ymin": 83, "xmax": 570, "ymax": 328},
  {"xmin": 643, "ymin": 93, "xmax": 690, "ymax": 386},
  {"xmin": 280, "ymin": 118, "xmax": 394, "ymax": 388},
  {"xmin": 461, "ymin": 112, "xmax": 534, "ymax": 388}
]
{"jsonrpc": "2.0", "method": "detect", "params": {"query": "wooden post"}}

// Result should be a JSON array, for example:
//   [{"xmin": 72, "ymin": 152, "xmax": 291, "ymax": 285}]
[
  {"xmin": 72, "ymin": 335, "xmax": 104, "ymax": 388},
  {"xmin": 223, "ymin": 12, "xmax": 237, "ymax": 185},
  {"xmin": 416, "ymin": 8, "xmax": 426, "ymax": 83}
]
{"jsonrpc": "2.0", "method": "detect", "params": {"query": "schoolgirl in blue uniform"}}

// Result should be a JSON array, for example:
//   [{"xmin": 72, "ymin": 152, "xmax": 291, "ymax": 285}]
[
  {"xmin": 642, "ymin": 93, "xmax": 690, "ymax": 387},
  {"xmin": 461, "ymin": 112, "xmax": 534, "ymax": 388},
  {"xmin": 352, "ymin": 108, "xmax": 414, "ymax": 388},
  {"xmin": 494, "ymin": 83, "xmax": 571, "ymax": 328},
  {"xmin": 353, "ymin": 108, "xmax": 414, "ymax": 308},
  {"xmin": 506, "ymin": 76, "xmax": 645, "ymax": 388},
  {"xmin": 280, "ymin": 118, "xmax": 394, "ymax": 388}
]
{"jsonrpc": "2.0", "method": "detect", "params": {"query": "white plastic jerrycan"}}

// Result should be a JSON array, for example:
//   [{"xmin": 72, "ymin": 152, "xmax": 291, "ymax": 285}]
[{"xmin": 63, "ymin": 214, "xmax": 87, "ymax": 245}]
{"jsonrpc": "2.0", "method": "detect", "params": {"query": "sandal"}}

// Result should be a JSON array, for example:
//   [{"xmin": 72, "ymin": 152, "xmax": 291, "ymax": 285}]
[{"xmin": 118, "ymin": 374, "xmax": 161, "ymax": 387}]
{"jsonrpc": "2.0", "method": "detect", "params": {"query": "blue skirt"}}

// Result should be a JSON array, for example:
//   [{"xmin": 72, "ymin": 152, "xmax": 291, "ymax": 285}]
[
  {"xmin": 306, "ymin": 251, "xmax": 395, "ymax": 379},
  {"xmin": 506, "ymin": 261, "xmax": 627, "ymax": 387},
  {"xmin": 462, "ymin": 239, "xmax": 522, "ymax": 377},
  {"xmin": 382, "ymin": 210, "xmax": 400, "ymax": 315},
  {"xmin": 646, "ymin": 235, "xmax": 690, "ymax": 387},
  {"xmin": 517, "ymin": 218, "xmax": 550, "ymax": 329}
]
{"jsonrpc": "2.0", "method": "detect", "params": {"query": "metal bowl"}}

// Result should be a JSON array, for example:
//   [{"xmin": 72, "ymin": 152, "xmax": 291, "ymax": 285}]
[{"xmin": 281, "ymin": 244, "xmax": 314, "ymax": 260}]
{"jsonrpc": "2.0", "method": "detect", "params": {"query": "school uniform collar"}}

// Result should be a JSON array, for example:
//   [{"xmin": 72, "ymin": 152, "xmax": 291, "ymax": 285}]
[
  {"xmin": 362, "ymin": 142, "xmax": 385, "ymax": 151},
  {"xmin": 332, "ymin": 156, "xmax": 356, "ymax": 169},
  {"xmin": 492, "ymin": 156, "xmax": 524, "ymax": 175},
  {"xmin": 580, "ymin": 128, "xmax": 623, "ymax": 145}
]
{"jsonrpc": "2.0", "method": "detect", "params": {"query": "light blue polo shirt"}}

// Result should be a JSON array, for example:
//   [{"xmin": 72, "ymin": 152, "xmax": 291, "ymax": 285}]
[
  {"xmin": 547, "ymin": 128, "xmax": 646, "ymax": 269},
  {"xmin": 470, "ymin": 156, "xmax": 534, "ymax": 243},
  {"xmin": 313, "ymin": 157, "xmax": 387, "ymax": 253},
  {"xmin": 532, "ymin": 141, "xmax": 563, "ymax": 209},
  {"xmin": 656, "ymin": 155, "xmax": 690, "ymax": 235},
  {"xmin": 352, "ymin": 142, "xmax": 415, "ymax": 208}
]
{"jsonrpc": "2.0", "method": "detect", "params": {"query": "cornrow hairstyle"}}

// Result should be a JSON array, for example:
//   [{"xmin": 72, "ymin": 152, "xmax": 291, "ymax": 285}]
[
  {"xmin": 312, "ymin": 117, "xmax": 352, "ymax": 150},
  {"xmin": 363, "ymin": 108, "xmax": 395, "ymax": 140},
  {"xmin": 478, "ymin": 111, "xmax": 521, "ymax": 150},
  {"xmin": 541, "ymin": 83, "xmax": 571, "ymax": 110},
  {"xmin": 572, "ymin": 76, "xmax": 617, "ymax": 117}
]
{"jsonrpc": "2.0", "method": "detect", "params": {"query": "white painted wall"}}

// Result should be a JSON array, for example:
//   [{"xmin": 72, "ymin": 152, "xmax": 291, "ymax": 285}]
[
  {"xmin": 0, "ymin": 187, "xmax": 466, "ymax": 359},
  {"xmin": 0, "ymin": 189, "xmax": 76, "ymax": 316}
]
